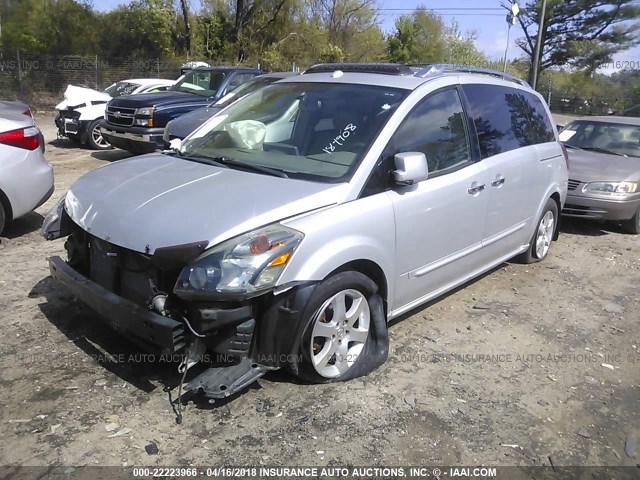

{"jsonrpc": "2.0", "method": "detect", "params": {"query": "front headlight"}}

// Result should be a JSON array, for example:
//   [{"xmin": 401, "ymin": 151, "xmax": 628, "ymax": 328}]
[
  {"xmin": 583, "ymin": 181, "xmax": 638, "ymax": 195},
  {"xmin": 134, "ymin": 118, "xmax": 154, "ymax": 127},
  {"xmin": 136, "ymin": 107, "xmax": 154, "ymax": 116},
  {"xmin": 174, "ymin": 225, "xmax": 303, "ymax": 299}
]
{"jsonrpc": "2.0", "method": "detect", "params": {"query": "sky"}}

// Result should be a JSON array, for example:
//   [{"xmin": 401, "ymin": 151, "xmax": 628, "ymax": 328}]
[{"xmin": 93, "ymin": 0, "xmax": 640, "ymax": 68}]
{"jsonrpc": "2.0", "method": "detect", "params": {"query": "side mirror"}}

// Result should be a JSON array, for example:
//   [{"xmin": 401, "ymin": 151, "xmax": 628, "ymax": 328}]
[{"xmin": 393, "ymin": 152, "xmax": 429, "ymax": 185}]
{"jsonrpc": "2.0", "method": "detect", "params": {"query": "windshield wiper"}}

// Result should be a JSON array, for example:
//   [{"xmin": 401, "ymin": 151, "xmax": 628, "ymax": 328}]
[
  {"xmin": 580, "ymin": 146, "xmax": 626, "ymax": 157},
  {"xmin": 166, "ymin": 150, "xmax": 229, "ymax": 168},
  {"xmin": 211, "ymin": 156, "xmax": 289, "ymax": 178}
]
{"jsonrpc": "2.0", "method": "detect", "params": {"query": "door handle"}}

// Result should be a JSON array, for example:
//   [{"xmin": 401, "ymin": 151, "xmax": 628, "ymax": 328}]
[
  {"xmin": 491, "ymin": 176, "xmax": 505, "ymax": 187},
  {"xmin": 468, "ymin": 182, "xmax": 485, "ymax": 195}
]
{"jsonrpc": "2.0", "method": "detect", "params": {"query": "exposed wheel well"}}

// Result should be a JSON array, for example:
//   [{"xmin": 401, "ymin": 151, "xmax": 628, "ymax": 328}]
[
  {"xmin": 329, "ymin": 260, "xmax": 388, "ymax": 312},
  {"xmin": 0, "ymin": 188, "xmax": 13, "ymax": 222}
]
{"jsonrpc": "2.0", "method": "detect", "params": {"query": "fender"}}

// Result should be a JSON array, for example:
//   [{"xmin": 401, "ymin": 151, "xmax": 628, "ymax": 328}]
[{"xmin": 279, "ymin": 193, "xmax": 396, "ymax": 302}]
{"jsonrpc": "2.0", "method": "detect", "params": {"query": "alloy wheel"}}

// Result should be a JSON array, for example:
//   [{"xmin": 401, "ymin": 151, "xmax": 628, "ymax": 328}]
[
  {"xmin": 310, "ymin": 289, "xmax": 370, "ymax": 378},
  {"xmin": 535, "ymin": 210, "xmax": 555, "ymax": 259}
]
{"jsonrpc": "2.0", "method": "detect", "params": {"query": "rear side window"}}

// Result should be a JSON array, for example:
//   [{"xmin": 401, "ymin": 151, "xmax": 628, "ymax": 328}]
[{"xmin": 463, "ymin": 84, "xmax": 555, "ymax": 158}]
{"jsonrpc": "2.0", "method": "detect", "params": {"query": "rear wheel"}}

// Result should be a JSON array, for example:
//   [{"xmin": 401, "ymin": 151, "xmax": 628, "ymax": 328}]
[
  {"xmin": 518, "ymin": 198, "xmax": 558, "ymax": 264},
  {"xmin": 86, "ymin": 119, "xmax": 111, "ymax": 150},
  {"xmin": 622, "ymin": 208, "xmax": 640, "ymax": 234}
]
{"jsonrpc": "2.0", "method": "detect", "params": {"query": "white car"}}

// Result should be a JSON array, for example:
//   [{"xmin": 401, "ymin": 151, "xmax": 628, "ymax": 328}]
[
  {"xmin": 0, "ymin": 110, "xmax": 54, "ymax": 234},
  {"xmin": 54, "ymin": 79, "xmax": 175, "ymax": 150}
]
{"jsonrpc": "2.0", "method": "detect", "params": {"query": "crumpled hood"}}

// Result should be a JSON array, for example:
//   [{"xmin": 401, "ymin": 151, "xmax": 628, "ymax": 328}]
[
  {"xmin": 568, "ymin": 148, "xmax": 640, "ymax": 182},
  {"xmin": 56, "ymin": 85, "xmax": 111, "ymax": 110},
  {"xmin": 65, "ymin": 154, "xmax": 345, "ymax": 254}
]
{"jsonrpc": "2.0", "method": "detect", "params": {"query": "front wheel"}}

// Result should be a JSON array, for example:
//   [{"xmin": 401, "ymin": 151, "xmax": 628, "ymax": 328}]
[
  {"xmin": 292, "ymin": 271, "xmax": 388, "ymax": 383},
  {"xmin": 518, "ymin": 198, "xmax": 558, "ymax": 264},
  {"xmin": 86, "ymin": 119, "xmax": 111, "ymax": 150},
  {"xmin": 622, "ymin": 208, "xmax": 640, "ymax": 234}
]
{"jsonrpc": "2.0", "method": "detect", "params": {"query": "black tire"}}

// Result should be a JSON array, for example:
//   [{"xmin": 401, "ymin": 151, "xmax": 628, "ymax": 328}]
[
  {"xmin": 291, "ymin": 271, "xmax": 388, "ymax": 383},
  {"xmin": 85, "ymin": 119, "xmax": 111, "ymax": 150},
  {"xmin": 518, "ymin": 198, "xmax": 559, "ymax": 264},
  {"xmin": 622, "ymin": 208, "xmax": 640, "ymax": 234},
  {"xmin": 0, "ymin": 202, "xmax": 5, "ymax": 235}
]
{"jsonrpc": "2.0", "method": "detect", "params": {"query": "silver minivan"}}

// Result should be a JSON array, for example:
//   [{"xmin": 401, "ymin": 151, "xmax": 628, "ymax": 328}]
[{"xmin": 43, "ymin": 64, "xmax": 568, "ymax": 399}]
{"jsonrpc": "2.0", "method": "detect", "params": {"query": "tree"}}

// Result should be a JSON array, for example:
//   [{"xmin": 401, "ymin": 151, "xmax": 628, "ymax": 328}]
[
  {"xmin": 387, "ymin": 8, "xmax": 446, "ymax": 64},
  {"xmin": 99, "ymin": 0, "xmax": 179, "ymax": 59},
  {"xmin": 387, "ymin": 7, "xmax": 486, "ymax": 66},
  {"xmin": 515, "ymin": 0, "xmax": 640, "ymax": 85},
  {"xmin": 0, "ymin": 0, "xmax": 99, "ymax": 55}
]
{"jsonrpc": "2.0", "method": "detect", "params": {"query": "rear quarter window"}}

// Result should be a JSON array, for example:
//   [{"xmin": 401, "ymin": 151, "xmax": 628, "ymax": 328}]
[{"xmin": 462, "ymin": 84, "xmax": 555, "ymax": 159}]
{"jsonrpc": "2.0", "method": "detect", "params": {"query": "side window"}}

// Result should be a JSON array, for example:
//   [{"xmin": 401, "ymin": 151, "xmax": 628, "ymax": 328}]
[
  {"xmin": 523, "ymin": 91, "xmax": 555, "ymax": 143},
  {"xmin": 386, "ymin": 89, "xmax": 472, "ymax": 175},
  {"xmin": 463, "ymin": 84, "xmax": 555, "ymax": 158},
  {"xmin": 227, "ymin": 73, "xmax": 257, "ymax": 92}
]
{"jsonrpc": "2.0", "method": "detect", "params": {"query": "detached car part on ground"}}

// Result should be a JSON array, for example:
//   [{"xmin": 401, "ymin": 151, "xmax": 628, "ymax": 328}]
[
  {"xmin": 100, "ymin": 66, "xmax": 261, "ymax": 155},
  {"xmin": 43, "ymin": 63, "xmax": 567, "ymax": 402},
  {"xmin": 560, "ymin": 116, "xmax": 640, "ymax": 234},
  {"xmin": 0, "ymin": 106, "xmax": 54, "ymax": 234},
  {"xmin": 54, "ymin": 80, "xmax": 175, "ymax": 150}
]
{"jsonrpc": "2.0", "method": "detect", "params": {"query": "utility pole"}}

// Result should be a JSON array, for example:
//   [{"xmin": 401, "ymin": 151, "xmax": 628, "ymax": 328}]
[
  {"xmin": 503, "ymin": 1, "xmax": 520, "ymax": 73},
  {"xmin": 531, "ymin": 0, "xmax": 548, "ymax": 90}
]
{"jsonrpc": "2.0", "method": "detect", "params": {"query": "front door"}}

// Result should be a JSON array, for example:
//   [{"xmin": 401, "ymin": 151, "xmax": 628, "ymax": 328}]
[{"xmin": 386, "ymin": 88, "xmax": 491, "ymax": 314}]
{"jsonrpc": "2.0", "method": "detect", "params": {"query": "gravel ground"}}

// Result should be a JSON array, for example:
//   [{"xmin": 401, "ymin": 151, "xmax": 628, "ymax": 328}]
[{"xmin": 0, "ymin": 114, "xmax": 638, "ymax": 471}]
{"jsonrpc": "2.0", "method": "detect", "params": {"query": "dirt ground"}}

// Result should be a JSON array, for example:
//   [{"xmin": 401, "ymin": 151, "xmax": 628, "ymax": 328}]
[{"xmin": 0, "ymin": 113, "xmax": 638, "ymax": 471}]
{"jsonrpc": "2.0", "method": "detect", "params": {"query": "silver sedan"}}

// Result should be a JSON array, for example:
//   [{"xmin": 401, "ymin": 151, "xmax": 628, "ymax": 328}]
[{"xmin": 0, "ymin": 106, "xmax": 54, "ymax": 233}]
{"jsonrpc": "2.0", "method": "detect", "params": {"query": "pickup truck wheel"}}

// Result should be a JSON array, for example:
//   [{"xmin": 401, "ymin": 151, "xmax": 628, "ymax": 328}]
[
  {"xmin": 293, "ymin": 271, "xmax": 388, "ymax": 383},
  {"xmin": 518, "ymin": 198, "xmax": 558, "ymax": 264},
  {"xmin": 86, "ymin": 120, "xmax": 111, "ymax": 150},
  {"xmin": 622, "ymin": 208, "xmax": 640, "ymax": 234}
]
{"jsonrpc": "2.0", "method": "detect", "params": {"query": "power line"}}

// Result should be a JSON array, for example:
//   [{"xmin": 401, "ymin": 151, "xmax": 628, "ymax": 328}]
[{"xmin": 377, "ymin": 8, "xmax": 503, "ymax": 11}]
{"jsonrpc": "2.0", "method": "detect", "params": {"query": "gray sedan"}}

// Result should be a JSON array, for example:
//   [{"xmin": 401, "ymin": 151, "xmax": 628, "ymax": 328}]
[
  {"xmin": 560, "ymin": 116, "xmax": 640, "ymax": 233},
  {"xmin": 163, "ymin": 72, "xmax": 298, "ymax": 144}
]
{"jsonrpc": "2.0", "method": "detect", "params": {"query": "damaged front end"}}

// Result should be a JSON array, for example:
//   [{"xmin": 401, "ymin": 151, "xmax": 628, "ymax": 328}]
[
  {"xmin": 42, "ymin": 197, "xmax": 310, "ymax": 399},
  {"xmin": 54, "ymin": 85, "xmax": 111, "ymax": 144}
]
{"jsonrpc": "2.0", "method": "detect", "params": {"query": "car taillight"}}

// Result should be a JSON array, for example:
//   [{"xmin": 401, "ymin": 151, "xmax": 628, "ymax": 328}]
[
  {"xmin": 0, "ymin": 126, "xmax": 41, "ymax": 150},
  {"xmin": 559, "ymin": 142, "xmax": 569, "ymax": 169}
]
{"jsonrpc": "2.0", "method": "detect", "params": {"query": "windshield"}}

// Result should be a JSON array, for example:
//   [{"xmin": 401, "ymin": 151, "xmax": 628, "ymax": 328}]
[
  {"xmin": 179, "ymin": 82, "xmax": 408, "ymax": 182},
  {"xmin": 104, "ymin": 82, "xmax": 140, "ymax": 97},
  {"xmin": 212, "ymin": 76, "xmax": 279, "ymax": 108},
  {"xmin": 170, "ymin": 70, "xmax": 226, "ymax": 97},
  {"xmin": 560, "ymin": 120, "xmax": 640, "ymax": 158}
]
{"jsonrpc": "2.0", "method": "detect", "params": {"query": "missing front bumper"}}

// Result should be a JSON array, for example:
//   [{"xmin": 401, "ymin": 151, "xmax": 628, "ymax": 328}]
[{"xmin": 48, "ymin": 256, "xmax": 186, "ymax": 354}]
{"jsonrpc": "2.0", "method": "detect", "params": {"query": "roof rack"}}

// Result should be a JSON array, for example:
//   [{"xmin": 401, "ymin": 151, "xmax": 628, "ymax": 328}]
[
  {"xmin": 303, "ymin": 63, "xmax": 415, "ymax": 76},
  {"xmin": 411, "ymin": 63, "xmax": 530, "ymax": 86}
]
